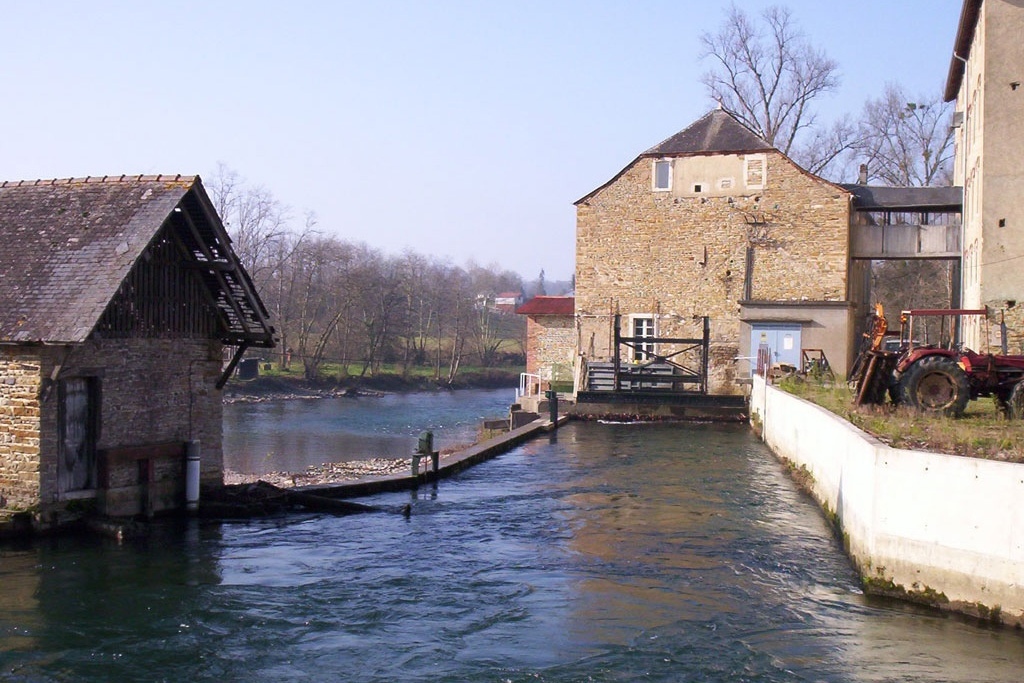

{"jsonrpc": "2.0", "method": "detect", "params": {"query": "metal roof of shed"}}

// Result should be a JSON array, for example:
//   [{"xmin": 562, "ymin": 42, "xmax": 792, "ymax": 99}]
[{"xmin": 839, "ymin": 184, "xmax": 963, "ymax": 212}]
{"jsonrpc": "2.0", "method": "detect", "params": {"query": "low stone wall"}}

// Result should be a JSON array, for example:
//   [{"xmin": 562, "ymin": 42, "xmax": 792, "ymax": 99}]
[{"xmin": 751, "ymin": 374, "xmax": 1024, "ymax": 625}]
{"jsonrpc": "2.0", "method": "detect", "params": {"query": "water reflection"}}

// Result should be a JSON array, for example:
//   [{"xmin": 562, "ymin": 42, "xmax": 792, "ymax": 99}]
[{"xmin": 223, "ymin": 388, "xmax": 512, "ymax": 473}]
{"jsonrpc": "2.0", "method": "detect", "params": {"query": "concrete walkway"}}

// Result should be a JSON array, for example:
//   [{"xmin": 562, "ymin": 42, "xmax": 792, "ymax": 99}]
[{"xmin": 294, "ymin": 415, "xmax": 569, "ymax": 500}]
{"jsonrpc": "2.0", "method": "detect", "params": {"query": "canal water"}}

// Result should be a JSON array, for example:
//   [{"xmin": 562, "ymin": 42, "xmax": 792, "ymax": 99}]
[{"xmin": 3, "ymin": 420, "xmax": 1024, "ymax": 681}]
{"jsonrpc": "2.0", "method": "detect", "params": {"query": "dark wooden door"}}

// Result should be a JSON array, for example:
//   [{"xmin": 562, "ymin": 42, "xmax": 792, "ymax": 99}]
[{"xmin": 58, "ymin": 378, "xmax": 97, "ymax": 493}]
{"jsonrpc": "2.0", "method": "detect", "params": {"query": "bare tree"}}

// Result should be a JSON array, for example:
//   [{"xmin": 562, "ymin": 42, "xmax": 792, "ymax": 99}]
[
  {"xmin": 794, "ymin": 117, "xmax": 859, "ymax": 180},
  {"xmin": 700, "ymin": 4, "xmax": 846, "ymax": 169},
  {"xmin": 208, "ymin": 163, "xmax": 291, "ymax": 283},
  {"xmin": 208, "ymin": 165, "xmax": 529, "ymax": 384},
  {"xmin": 855, "ymin": 84, "xmax": 955, "ymax": 187}
]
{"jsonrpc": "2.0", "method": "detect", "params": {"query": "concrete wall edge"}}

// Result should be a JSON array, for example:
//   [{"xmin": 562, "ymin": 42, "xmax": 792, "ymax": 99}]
[{"xmin": 751, "ymin": 374, "xmax": 1024, "ymax": 626}]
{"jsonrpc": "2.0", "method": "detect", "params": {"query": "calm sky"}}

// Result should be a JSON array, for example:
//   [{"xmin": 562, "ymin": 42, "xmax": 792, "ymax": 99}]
[{"xmin": 1, "ymin": 1, "xmax": 962, "ymax": 280}]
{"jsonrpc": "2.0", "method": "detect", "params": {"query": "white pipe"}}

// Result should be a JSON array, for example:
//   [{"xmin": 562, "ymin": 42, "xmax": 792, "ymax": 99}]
[{"xmin": 185, "ymin": 440, "xmax": 201, "ymax": 513}]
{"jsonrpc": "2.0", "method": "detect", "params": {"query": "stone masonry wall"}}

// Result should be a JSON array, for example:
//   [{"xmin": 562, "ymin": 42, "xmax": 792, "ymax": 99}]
[
  {"xmin": 576, "ymin": 151, "xmax": 850, "ymax": 393},
  {"xmin": 0, "ymin": 351, "xmax": 42, "ymax": 510},
  {"xmin": 525, "ymin": 315, "xmax": 575, "ymax": 384},
  {"xmin": 35, "ymin": 338, "xmax": 224, "ymax": 508}
]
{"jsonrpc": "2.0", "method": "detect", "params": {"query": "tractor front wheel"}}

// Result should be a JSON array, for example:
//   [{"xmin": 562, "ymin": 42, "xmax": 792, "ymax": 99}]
[{"xmin": 898, "ymin": 356, "xmax": 970, "ymax": 417}]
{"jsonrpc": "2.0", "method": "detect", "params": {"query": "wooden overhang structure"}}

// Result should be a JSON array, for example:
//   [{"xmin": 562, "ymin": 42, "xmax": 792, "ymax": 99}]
[
  {"xmin": 0, "ymin": 175, "xmax": 275, "ymax": 386},
  {"xmin": 841, "ymin": 184, "xmax": 963, "ymax": 262}
]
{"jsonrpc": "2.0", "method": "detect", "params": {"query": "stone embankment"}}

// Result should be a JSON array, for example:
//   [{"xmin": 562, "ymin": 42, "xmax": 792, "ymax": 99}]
[
  {"xmin": 223, "ymin": 379, "xmax": 383, "ymax": 404},
  {"xmin": 751, "ymin": 374, "xmax": 1024, "ymax": 626}
]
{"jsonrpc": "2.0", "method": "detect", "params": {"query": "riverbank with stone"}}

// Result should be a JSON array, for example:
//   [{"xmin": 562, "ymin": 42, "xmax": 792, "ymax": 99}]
[{"xmin": 222, "ymin": 369, "xmax": 520, "ymax": 404}]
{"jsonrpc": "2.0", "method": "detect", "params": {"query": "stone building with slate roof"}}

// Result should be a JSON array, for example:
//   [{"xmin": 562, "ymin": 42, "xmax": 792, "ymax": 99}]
[
  {"xmin": 573, "ymin": 108, "xmax": 855, "ymax": 397},
  {"xmin": 0, "ymin": 175, "xmax": 273, "ymax": 529}
]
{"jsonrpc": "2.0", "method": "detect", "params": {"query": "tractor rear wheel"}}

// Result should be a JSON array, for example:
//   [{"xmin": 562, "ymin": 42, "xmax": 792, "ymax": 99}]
[
  {"xmin": 1008, "ymin": 381, "xmax": 1024, "ymax": 420},
  {"xmin": 898, "ymin": 355, "xmax": 970, "ymax": 416}
]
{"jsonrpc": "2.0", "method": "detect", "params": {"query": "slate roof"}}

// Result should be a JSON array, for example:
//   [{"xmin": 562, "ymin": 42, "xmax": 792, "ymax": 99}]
[
  {"xmin": 575, "ymin": 108, "xmax": 774, "ymax": 205},
  {"xmin": 516, "ymin": 296, "xmax": 575, "ymax": 316},
  {"xmin": 839, "ymin": 184, "xmax": 963, "ymax": 212},
  {"xmin": 0, "ymin": 175, "xmax": 273, "ymax": 346},
  {"xmin": 643, "ymin": 109, "xmax": 773, "ymax": 157}
]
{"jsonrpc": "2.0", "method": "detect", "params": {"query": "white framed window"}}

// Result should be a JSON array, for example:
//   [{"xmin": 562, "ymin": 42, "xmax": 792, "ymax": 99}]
[
  {"xmin": 653, "ymin": 159, "xmax": 672, "ymax": 191},
  {"xmin": 744, "ymin": 154, "xmax": 767, "ymax": 190},
  {"xmin": 630, "ymin": 315, "xmax": 656, "ymax": 361},
  {"xmin": 718, "ymin": 177, "xmax": 734, "ymax": 190}
]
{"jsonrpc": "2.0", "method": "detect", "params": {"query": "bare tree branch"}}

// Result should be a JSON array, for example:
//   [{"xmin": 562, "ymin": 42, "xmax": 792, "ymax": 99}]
[
  {"xmin": 700, "ymin": 4, "xmax": 840, "ymax": 157},
  {"xmin": 854, "ymin": 83, "xmax": 954, "ymax": 187}
]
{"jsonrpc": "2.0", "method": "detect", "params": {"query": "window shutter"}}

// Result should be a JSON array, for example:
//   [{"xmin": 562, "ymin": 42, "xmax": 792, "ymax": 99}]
[{"xmin": 744, "ymin": 155, "xmax": 766, "ymax": 190}]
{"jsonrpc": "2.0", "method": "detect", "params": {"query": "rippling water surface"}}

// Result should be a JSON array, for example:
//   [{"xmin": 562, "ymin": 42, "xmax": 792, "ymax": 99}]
[{"xmin": 3, "ymin": 421, "xmax": 1023, "ymax": 681}]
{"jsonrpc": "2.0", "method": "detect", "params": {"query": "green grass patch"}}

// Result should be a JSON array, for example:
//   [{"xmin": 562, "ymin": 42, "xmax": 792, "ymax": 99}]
[{"xmin": 777, "ymin": 375, "xmax": 1024, "ymax": 462}]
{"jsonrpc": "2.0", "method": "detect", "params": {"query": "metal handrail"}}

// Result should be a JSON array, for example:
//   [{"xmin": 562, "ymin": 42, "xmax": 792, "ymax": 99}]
[{"xmin": 517, "ymin": 372, "xmax": 542, "ymax": 399}]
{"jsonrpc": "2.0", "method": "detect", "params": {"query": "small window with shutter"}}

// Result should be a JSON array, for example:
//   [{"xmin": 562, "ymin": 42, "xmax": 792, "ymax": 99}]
[{"xmin": 744, "ymin": 154, "xmax": 766, "ymax": 190}]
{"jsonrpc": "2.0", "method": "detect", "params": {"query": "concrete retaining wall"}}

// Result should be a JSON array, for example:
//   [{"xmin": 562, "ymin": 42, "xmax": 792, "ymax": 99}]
[{"xmin": 751, "ymin": 374, "xmax": 1024, "ymax": 625}]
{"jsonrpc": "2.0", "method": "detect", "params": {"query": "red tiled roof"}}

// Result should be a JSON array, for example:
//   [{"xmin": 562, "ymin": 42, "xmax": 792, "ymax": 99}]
[{"xmin": 516, "ymin": 296, "xmax": 574, "ymax": 316}]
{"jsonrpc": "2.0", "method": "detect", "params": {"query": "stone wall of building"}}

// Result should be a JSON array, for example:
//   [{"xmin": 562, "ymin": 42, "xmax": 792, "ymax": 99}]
[
  {"xmin": 575, "ymin": 151, "xmax": 850, "ymax": 393},
  {"xmin": 0, "ymin": 351, "xmax": 42, "ymax": 510},
  {"xmin": 525, "ymin": 315, "xmax": 575, "ymax": 385},
  {"xmin": 29, "ymin": 338, "xmax": 223, "ymax": 516}
]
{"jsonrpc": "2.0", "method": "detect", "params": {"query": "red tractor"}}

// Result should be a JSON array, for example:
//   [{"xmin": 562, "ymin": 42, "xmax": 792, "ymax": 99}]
[{"xmin": 854, "ymin": 307, "xmax": 1024, "ymax": 417}]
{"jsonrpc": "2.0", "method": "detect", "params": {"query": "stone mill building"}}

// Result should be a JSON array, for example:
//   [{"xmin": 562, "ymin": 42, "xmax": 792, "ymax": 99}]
[
  {"xmin": 0, "ymin": 175, "xmax": 274, "ymax": 531},
  {"xmin": 573, "ymin": 108, "xmax": 857, "ymax": 401}
]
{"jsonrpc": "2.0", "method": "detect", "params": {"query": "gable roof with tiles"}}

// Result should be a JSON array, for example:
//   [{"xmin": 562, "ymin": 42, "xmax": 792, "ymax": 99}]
[
  {"xmin": 0, "ymin": 175, "xmax": 273, "ymax": 347},
  {"xmin": 575, "ymin": 108, "xmax": 775, "ymax": 205},
  {"xmin": 642, "ymin": 108, "xmax": 774, "ymax": 157},
  {"xmin": 516, "ymin": 296, "xmax": 575, "ymax": 316}
]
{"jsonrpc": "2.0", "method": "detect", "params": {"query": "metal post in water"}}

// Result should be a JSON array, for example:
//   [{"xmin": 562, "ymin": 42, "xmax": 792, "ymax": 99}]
[
  {"xmin": 185, "ymin": 440, "xmax": 201, "ymax": 513},
  {"xmin": 414, "ymin": 430, "xmax": 434, "ymax": 479},
  {"xmin": 546, "ymin": 389, "xmax": 558, "ymax": 424}
]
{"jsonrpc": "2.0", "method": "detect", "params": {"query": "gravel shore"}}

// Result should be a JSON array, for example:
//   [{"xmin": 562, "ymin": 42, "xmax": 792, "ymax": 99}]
[
  {"xmin": 223, "ymin": 445, "xmax": 470, "ymax": 488},
  {"xmin": 224, "ymin": 457, "xmax": 413, "ymax": 487}
]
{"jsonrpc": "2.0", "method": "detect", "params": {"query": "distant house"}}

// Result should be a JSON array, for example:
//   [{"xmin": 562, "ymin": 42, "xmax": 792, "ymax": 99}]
[
  {"xmin": 574, "ymin": 108, "xmax": 854, "ymax": 396},
  {"xmin": 945, "ymin": 0, "xmax": 1024, "ymax": 351},
  {"xmin": 516, "ymin": 296, "xmax": 575, "ymax": 391},
  {"xmin": 0, "ymin": 175, "xmax": 274, "ymax": 528},
  {"xmin": 494, "ymin": 291, "xmax": 524, "ymax": 314}
]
